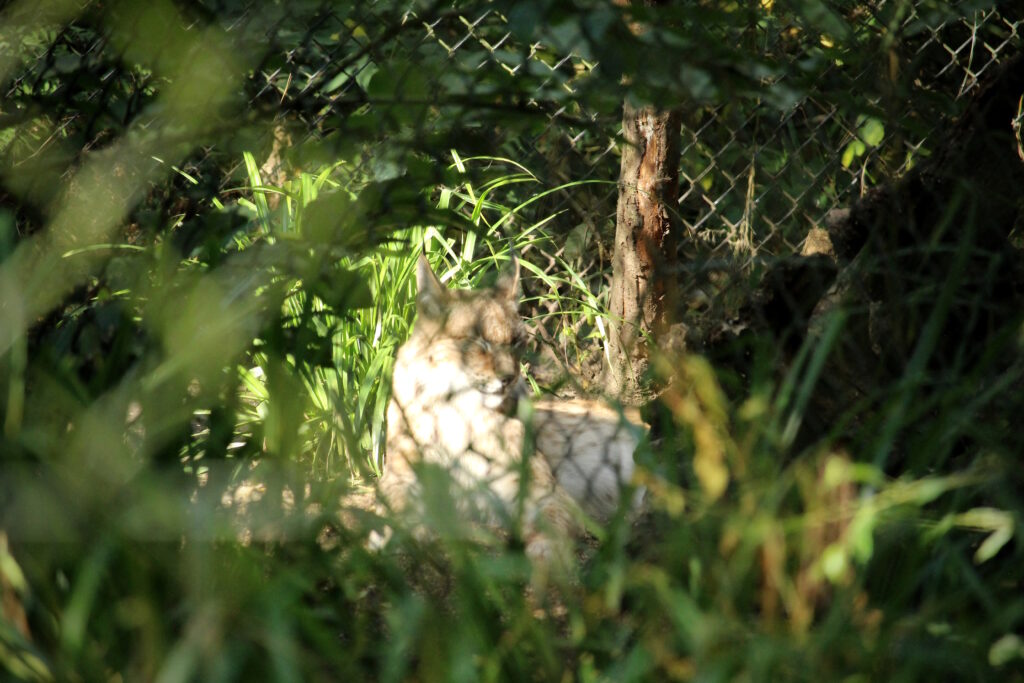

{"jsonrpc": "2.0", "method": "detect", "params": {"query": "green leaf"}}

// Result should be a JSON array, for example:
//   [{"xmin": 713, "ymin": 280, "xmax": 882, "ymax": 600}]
[
  {"xmin": 507, "ymin": 2, "xmax": 544, "ymax": 41},
  {"xmin": 302, "ymin": 190, "xmax": 359, "ymax": 247},
  {"xmin": 848, "ymin": 503, "xmax": 876, "ymax": 563},
  {"xmin": 820, "ymin": 543, "xmax": 849, "ymax": 584},
  {"xmin": 794, "ymin": 1, "xmax": 853, "ymax": 43},
  {"xmin": 859, "ymin": 117, "xmax": 885, "ymax": 147},
  {"xmin": 841, "ymin": 139, "xmax": 866, "ymax": 168},
  {"xmin": 955, "ymin": 507, "xmax": 1014, "ymax": 564},
  {"xmin": 317, "ymin": 268, "xmax": 374, "ymax": 311},
  {"xmin": 990, "ymin": 634, "xmax": 1024, "ymax": 667}
]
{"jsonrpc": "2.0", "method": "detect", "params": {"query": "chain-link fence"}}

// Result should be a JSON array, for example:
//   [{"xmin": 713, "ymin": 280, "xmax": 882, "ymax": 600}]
[
  {"xmin": 3, "ymin": 3, "xmax": 1024, "ymax": 680},
  {"xmin": 7, "ymin": 2, "xmax": 1019, "ymax": 258},
  {"xmin": 3, "ymin": 0, "xmax": 1020, "ymax": 471},
  {"xmin": 233, "ymin": 1, "xmax": 1024, "ymax": 248}
]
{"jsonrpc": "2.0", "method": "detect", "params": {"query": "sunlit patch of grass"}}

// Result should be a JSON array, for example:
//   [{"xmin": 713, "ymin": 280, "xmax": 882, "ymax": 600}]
[{"xmin": 234, "ymin": 152, "xmax": 615, "ymax": 479}]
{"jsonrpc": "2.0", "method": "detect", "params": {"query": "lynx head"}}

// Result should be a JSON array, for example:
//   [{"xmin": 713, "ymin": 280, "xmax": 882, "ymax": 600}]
[{"xmin": 395, "ymin": 254, "xmax": 527, "ymax": 414}]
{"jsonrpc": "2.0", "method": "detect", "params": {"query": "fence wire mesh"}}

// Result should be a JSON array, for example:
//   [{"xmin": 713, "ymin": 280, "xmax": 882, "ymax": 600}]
[
  {"xmin": 1, "ymin": 0, "xmax": 1020, "ymax": 471},
  {"xmin": 2, "ymin": 4, "xmax": 1024, "ymax": 678},
  {"xmin": 6, "ymin": 2, "xmax": 1019, "ymax": 259},
  {"xmin": 234, "ymin": 2, "xmax": 1024, "ymax": 246}
]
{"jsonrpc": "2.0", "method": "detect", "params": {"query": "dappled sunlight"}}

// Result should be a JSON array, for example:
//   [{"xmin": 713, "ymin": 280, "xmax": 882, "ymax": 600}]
[{"xmin": 0, "ymin": 1, "xmax": 1022, "ymax": 680}]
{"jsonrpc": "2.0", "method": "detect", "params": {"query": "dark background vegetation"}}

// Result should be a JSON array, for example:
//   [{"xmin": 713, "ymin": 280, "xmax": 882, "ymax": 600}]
[{"xmin": 1, "ymin": 0, "xmax": 1023, "ymax": 680}]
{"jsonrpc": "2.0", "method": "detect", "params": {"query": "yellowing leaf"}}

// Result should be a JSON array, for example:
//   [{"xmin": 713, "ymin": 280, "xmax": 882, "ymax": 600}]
[
  {"xmin": 820, "ymin": 543, "xmax": 848, "ymax": 584},
  {"xmin": 685, "ymin": 356, "xmax": 730, "ymax": 501},
  {"xmin": 841, "ymin": 139, "xmax": 866, "ymax": 168},
  {"xmin": 655, "ymin": 355, "xmax": 732, "ymax": 502},
  {"xmin": 954, "ymin": 507, "xmax": 1014, "ymax": 564},
  {"xmin": 693, "ymin": 436, "xmax": 728, "ymax": 501},
  {"xmin": 632, "ymin": 468, "xmax": 686, "ymax": 517}
]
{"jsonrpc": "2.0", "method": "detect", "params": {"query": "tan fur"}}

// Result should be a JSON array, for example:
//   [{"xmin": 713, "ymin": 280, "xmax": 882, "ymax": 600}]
[
  {"xmin": 380, "ymin": 256, "xmax": 645, "ymax": 562},
  {"xmin": 380, "ymin": 256, "xmax": 580, "ymax": 562},
  {"xmin": 529, "ymin": 398, "xmax": 645, "ymax": 522}
]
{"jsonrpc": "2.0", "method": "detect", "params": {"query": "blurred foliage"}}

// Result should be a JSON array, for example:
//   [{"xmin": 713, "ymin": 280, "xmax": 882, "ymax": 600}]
[{"xmin": 0, "ymin": 0, "xmax": 1023, "ymax": 681}]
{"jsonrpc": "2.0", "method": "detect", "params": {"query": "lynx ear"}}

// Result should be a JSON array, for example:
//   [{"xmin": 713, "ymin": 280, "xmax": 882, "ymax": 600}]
[
  {"xmin": 416, "ymin": 254, "xmax": 448, "ymax": 319},
  {"xmin": 495, "ymin": 256, "xmax": 521, "ymax": 305}
]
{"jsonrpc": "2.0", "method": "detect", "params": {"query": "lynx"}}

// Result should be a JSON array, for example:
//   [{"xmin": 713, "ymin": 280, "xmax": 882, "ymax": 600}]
[{"xmin": 379, "ymin": 255, "xmax": 644, "ymax": 562}]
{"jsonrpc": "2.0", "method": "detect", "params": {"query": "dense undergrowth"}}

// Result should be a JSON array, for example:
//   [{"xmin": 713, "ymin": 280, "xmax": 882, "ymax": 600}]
[
  {"xmin": 1, "ymin": 2, "xmax": 1023, "ymax": 681},
  {"xmin": 2, "ymin": 150, "xmax": 1023, "ymax": 682}
]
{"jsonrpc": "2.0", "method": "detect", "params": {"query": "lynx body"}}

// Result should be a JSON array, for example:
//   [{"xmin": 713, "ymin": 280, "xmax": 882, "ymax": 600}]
[{"xmin": 380, "ymin": 255, "xmax": 644, "ymax": 560}]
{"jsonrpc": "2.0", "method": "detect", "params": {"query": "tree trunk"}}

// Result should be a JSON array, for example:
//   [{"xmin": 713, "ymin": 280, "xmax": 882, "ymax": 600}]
[{"xmin": 606, "ymin": 102, "xmax": 682, "ymax": 401}]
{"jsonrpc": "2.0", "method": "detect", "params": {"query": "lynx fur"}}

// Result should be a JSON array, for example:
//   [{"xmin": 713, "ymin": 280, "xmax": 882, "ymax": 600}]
[{"xmin": 379, "ymin": 255, "xmax": 644, "ymax": 561}]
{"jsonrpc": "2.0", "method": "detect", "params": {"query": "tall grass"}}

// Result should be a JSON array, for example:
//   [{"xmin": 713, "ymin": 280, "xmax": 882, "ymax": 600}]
[
  {"xmin": 3, "ymin": 150, "xmax": 1022, "ymax": 683},
  {"xmin": 234, "ymin": 152, "xmax": 613, "ymax": 478}
]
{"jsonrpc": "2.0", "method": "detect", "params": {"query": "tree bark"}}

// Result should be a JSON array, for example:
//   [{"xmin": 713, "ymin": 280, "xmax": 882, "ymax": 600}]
[{"xmin": 606, "ymin": 102, "xmax": 682, "ymax": 401}]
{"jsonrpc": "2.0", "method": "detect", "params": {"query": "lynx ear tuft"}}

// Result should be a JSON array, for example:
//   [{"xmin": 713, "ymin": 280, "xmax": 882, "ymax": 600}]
[
  {"xmin": 495, "ymin": 256, "xmax": 521, "ymax": 304},
  {"xmin": 416, "ymin": 254, "xmax": 448, "ymax": 318}
]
